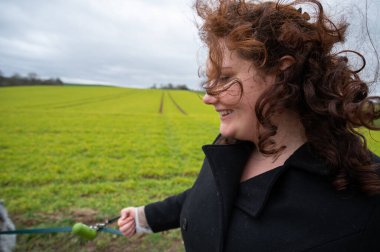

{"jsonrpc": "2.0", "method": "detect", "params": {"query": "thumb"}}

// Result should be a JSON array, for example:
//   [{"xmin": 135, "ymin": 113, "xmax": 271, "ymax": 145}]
[{"xmin": 120, "ymin": 207, "xmax": 135, "ymax": 220}]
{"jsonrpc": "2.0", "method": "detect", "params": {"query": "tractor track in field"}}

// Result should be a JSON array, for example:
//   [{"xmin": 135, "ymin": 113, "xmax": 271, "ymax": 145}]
[
  {"xmin": 167, "ymin": 91, "xmax": 187, "ymax": 115},
  {"xmin": 159, "ymin": 92, "xmax": 164, "ymax": 114},
  {"xmin": 194, "ymin": 91, "xmax": 203, "ymax": 100},
  {"xmin": 52, "ymin": 91, "xmax": 138, "ymax": 109},
  {"xmin": 21, "ymin": 90, "xmax": 136, "ymax": 109}
]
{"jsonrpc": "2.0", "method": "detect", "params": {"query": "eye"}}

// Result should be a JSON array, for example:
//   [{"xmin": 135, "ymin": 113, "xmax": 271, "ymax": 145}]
[{"xmin": 219, "ymin": 76, "xmax": 230, "ymax": 83}]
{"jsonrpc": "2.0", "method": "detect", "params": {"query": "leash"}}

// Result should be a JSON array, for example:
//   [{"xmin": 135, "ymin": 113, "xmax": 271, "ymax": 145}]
[
  {"xmin": 0, "ymin": 227, "xmax": 122, "ymax": 235},
  {"xmin": 0, "ymin": 215, "xmax": 123, "ymax": 239}
]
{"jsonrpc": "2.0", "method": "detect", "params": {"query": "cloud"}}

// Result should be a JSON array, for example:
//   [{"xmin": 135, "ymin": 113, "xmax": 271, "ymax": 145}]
[
  {"xmin": 0, "ymin": 0, "xmax": 378, "ymax": 93},
  {"xmin": 0, "ymin": 0, "xmax": 203, "ymax": 89}
]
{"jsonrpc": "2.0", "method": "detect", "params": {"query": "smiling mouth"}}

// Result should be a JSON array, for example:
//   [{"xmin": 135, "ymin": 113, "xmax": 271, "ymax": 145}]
[{"xmin": 218, "ymin": 109, "xmax": 233, "ymax": 117}]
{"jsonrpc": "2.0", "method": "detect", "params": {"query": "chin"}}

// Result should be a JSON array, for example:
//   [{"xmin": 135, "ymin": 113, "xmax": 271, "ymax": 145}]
[
  {"xmin": 220, "ymin": 129, "xmax": 252, "ymax": 142},
  {"xmin": 219, "ymin": 128, "xmax": 236, "ymax": 139}
]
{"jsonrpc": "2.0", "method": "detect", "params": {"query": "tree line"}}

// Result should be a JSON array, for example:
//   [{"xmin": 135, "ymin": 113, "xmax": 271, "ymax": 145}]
[
  {"xmin": 150, "ymin": 83, "xmax": 190, "ymax": 90},
  {"xmin": 0, "ymin": 70, "xmax": 63, "ymax": 87},
  {"xmin": 0, "ymin": 69, "xmax": 193, "ymax": 90}
]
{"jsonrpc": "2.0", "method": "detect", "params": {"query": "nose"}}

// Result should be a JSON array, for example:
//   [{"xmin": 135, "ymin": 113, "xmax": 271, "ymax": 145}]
[{"xmin": 203, "ymin": 93, "xmax": 218, "ymax": 105}]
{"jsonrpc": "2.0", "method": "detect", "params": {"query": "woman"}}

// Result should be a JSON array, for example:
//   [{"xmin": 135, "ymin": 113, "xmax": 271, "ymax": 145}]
[{"xmin": 118, "ymin": 0, "xmax": 380, "ymax": 251}]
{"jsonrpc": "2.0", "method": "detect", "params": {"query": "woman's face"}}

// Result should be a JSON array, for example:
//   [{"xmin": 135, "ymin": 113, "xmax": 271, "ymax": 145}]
[{"xmin": 203, "ymin": 43, "xmax": 276, "ymax": 142}]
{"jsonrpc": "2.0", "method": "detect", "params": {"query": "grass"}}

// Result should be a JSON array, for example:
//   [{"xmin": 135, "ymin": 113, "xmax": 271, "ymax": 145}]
[
  {"xmin": 0, "ymin": 85, "xmax": 218, "ymax": 251},
  {"xmin": 0, "ymin": 85, "xmax": 379, "ymax": 251}
]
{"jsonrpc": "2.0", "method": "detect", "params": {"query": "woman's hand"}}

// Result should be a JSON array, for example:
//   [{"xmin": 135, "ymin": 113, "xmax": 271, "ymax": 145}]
[{"xmin": 118, "ymin": 207, "xmax": 136, "ymax": 237}]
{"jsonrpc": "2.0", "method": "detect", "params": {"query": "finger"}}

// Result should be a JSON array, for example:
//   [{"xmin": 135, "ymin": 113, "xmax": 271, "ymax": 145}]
[
  {"xmin": 122, "ymin": 226, "xmax": 134, "ymax": 236},
  {"xmin": 123, "ymin": 222, "xmax": 136, "ymax": 237},
  {"xmin": 119, "ymin": 220, "xmax": 135, "ymax": 233},
  {"xmin": 120, "ymin": 209, "xmax": 129, "ymax": 220},
  {"xmin": 120, "ymin": 225, "xmax": 129, "ymax": 234},
  {"xmin": 125, "ymin": 216, "xmax": 134, "ymax": 224},
  {"xmin": 118, "ymin": 216, "xmax": 134, "ymax": 227},
  {"xmin": 119, "ymin": 221, "xmax": 132, "ymax": 232},
  {"xmin": 121, "ymin": 226, "xmax": 135, "ymax": 238},
  {"xmin": 124, "ymin": 226, "xmax": 136, "ymax": 237},
  {"xmin": 118, "ymin": 216, "xmax": 126, "ymax": 226}
]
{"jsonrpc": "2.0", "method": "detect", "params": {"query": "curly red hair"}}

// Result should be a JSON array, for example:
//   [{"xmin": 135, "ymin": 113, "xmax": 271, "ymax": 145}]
[{"xmin": 196, "ymin": 0, "xmax": 380, "ymax": 194}]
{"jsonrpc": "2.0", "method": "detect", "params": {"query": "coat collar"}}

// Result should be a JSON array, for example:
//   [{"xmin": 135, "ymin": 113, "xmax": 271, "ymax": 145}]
[
  {"xmin": 235, "ymin": 143, "xmax": 331, "ymax": 218},
  {"xmin": 285, "ymin": 143, "xmax": 331, "ymax": 176},
  {"xmin": 203, "ymin": 136, "xmax": 331, "ymax": 220}
]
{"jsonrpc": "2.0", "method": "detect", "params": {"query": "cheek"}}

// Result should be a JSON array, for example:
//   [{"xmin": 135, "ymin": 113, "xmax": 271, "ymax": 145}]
[
  {"xmin": 241, "ymin": 91, "xmax": 260, "ymax": 111},
  {"xmin": 219, "ymin": 87, "xmax": 242, "ymax": 105},
  {"xmin": 241, "ymin": 79, "xmax": 270, "ymax": 111}
]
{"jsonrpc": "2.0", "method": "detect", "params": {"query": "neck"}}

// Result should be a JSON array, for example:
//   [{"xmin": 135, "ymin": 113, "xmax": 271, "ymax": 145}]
[
  {"xmin": 271, "ymin": 110, "xmax": 307, "ymax": 155},
  {"xmin": 241, "ymin": 110, "xmax": 306, "ymax": 181}
]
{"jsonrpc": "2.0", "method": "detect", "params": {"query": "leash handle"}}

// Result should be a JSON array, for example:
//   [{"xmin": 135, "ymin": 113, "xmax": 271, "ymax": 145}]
[{"xmin": 106, "ymin": 216, "xmax": 120, "ymax": 225}]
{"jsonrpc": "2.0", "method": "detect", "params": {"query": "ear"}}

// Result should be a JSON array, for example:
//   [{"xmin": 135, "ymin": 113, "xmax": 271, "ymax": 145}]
[{"xmin": 278, "ymin": 55, "xmax": 295, "ymax": 71}]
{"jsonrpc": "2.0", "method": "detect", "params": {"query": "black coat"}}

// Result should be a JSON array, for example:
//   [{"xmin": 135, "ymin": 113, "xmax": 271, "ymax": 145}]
[{"xmin": 145, "ymin": 139, "xmax": 380, "ymax": 252}]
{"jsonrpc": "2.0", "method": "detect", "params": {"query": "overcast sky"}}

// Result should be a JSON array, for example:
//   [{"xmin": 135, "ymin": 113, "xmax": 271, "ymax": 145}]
[{"xmin": 0, "ymin": 0, "xmax": 379, "ymax": 93}]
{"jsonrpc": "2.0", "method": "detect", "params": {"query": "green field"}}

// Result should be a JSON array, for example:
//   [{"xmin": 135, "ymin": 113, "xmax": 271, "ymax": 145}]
[
  {"xmin": 0, "ymin": 85, "xmax": 219, "ymax": 251},
  {"xmin": 0, "ymin": 85, "xmax": 379, "ymax": 251}
]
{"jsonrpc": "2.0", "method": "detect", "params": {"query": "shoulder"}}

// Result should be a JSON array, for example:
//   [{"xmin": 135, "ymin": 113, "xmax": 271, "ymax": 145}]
[
  {"xmin": 278, "ymin": 146, "xmax": 379, "ymax": 218},
  {"xmin": 276, "ymin": 167, "xmax": 380, "ymax": 249}
]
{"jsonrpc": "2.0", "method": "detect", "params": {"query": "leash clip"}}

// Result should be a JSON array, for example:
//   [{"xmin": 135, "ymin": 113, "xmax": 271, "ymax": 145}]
[
  {"xmin": 90, "ymin": 216, "xmax": 120, "ymax": 231},
  {"xmin": 90, "ymin": 223, "xmax": 106, "ymax": 231}
]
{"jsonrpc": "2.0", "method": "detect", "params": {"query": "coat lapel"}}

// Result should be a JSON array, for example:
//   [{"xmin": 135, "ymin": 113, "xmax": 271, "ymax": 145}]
[{"xmin": 202, "ymin": 141, "xmax": 254, "ymax": 236}]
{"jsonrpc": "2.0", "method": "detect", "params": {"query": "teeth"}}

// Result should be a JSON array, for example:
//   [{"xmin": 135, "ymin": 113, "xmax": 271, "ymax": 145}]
[{"xmin": 219, "ymin": 110, "xmax": 232, "ymax": 116}]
